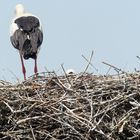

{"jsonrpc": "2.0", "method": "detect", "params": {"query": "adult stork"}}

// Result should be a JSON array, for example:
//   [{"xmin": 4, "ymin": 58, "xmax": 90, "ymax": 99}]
[{"xmin": 10, "ymin": 4, "xmax": 43, "ymax": 80}]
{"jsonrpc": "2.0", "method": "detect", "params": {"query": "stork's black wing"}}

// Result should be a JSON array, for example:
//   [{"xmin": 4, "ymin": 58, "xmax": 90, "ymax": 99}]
[
  {"xmin": 15, "ymin": 16, "xmax": 40, "ymax": 32},
  {"xmin": 10, "ymin": 29, "xmax": 22, "ymax": 50}
]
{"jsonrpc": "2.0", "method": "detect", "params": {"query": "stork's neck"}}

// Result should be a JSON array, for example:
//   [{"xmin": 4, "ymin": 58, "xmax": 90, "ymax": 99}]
[
  {"xmin": 16, "ymin": 12, "xmax": 24, "ymax": 17},
  {"xmin": 15, "ymin": 4, "xmax": 25, "ymax": 17},
  {"xmin": 15, "ymin": 12, "xmax": 33, "ymax": 18}
]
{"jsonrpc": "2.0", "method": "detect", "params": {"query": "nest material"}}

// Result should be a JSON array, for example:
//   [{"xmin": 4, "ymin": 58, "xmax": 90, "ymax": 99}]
[{"xmin": 0, "ymin": 72, "xmax": 140, "ymax": 140}]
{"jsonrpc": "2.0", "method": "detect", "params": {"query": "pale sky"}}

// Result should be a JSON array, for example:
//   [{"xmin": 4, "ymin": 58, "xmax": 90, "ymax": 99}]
[{"xmin": 1, "ymin": 0, "xmax": 140, "ymax": 82}]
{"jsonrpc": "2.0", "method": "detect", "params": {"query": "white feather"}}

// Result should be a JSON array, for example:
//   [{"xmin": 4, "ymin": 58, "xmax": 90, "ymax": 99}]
[{"xmin": 10, "ymin": 22, "xmax": 18, "ymax": 36}]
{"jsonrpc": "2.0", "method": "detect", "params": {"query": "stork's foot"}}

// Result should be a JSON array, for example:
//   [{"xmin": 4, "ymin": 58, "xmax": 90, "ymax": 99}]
[
  {"xmin": 29, "ymin": 72, "xmax": 39, "ymax": 80},
  {"xmin": 24, "ymin": 75, "xmax": 26, "ymax": 81}
]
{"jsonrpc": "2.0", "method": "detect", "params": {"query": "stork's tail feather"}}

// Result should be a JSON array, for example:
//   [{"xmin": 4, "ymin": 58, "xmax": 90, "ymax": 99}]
[{"xmin": 23, "ymin": 52, "xmax": 37, "ymax": 59}]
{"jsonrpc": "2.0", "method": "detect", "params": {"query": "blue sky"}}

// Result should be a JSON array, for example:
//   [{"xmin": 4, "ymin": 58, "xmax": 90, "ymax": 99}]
[{"xmin": 1, "ymin": 0, "xmax": 140, "ymax": 82}]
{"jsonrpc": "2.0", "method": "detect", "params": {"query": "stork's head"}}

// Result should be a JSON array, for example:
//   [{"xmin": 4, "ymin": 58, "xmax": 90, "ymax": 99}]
[{"xmin": 15, "ymin": 4, "xmax": 25, "ymax": 17}]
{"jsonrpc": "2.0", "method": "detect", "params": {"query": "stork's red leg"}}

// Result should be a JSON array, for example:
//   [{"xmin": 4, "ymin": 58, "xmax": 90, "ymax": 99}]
[
  {"xmin": 34, "ymin": 58, "xmax": 38, "ymax": 76},
  {"xmin": 20, "ymin": 54, "xmax": 26, "ymax": 80}
]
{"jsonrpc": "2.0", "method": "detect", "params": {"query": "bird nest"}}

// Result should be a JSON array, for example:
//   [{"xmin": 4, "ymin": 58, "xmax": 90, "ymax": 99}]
[{"xmin": 0, "ymin": 71, "xmax": 140, "ymax": 140}]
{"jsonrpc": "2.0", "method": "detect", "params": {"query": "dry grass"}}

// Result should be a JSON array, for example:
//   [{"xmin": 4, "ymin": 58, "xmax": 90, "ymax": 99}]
[{"xmin": 0, "ymin": 71, "xmax": 140, "ymax": 140}]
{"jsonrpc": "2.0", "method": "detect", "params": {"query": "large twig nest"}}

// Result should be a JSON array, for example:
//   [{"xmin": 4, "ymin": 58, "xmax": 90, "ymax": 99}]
[{"xmin": 0, "ymin": 72, "xmax": 140, "ymax": 140}]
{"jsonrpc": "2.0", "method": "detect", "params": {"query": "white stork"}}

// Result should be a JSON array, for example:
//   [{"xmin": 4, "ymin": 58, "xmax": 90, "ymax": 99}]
[{"xmin": 10, "ymin": 4, "xmax": 43, "ymax": 80}]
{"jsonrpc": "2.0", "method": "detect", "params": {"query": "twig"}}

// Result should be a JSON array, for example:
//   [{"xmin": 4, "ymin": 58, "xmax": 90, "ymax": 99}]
[
  {"xmin": 136, "ymin": 55, "xmax": 140, "ymax": 60},
  {"xmin": 30, "ymin": 124, "xmax": 36, "ymax": 140},
  {"xmin": 83, "ymin": 50, "xmax": 94, "ymax": 74},
  {"xmin": 102, "ymin": 61, "xmax": 126, "ymax": 74},
  {"xmin": 61, "ymin": 64, "xmax": 73, "ymax": 88},
  {"xmin": 82, "ymin": 52, "xmax": 98, "ymax": 72}
]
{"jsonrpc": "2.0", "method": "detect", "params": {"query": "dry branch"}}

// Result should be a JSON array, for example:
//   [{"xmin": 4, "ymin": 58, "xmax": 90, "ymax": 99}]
[{"xmin": 0, "ymin": 71, "xmax": 140, "ymax": 139}]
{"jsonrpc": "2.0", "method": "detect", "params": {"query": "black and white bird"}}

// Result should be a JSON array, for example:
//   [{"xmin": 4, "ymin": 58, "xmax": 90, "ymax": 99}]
[{"xmin": 10, "ymin": 4, "xmax": 43, "ymax": 80}]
